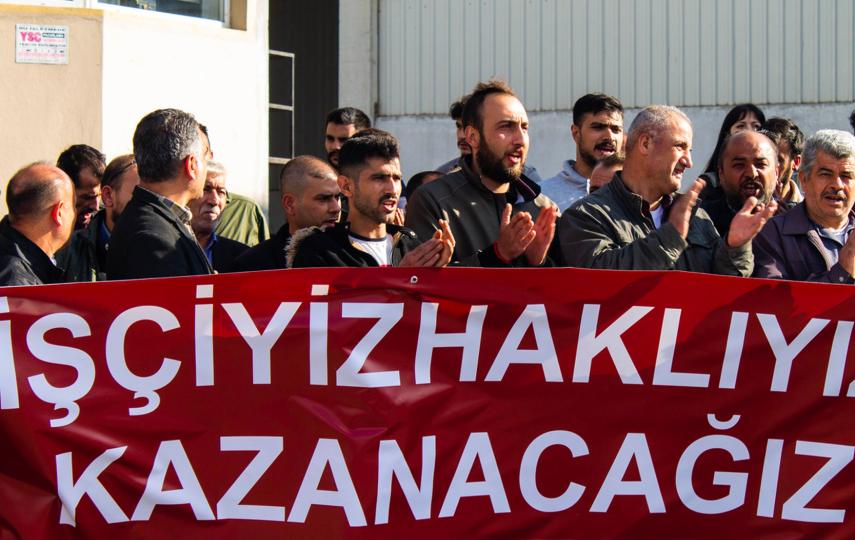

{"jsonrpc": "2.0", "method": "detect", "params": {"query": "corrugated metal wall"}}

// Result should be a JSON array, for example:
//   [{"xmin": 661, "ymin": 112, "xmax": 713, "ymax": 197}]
[{"xmin": 378, "ymin": 0, "xmax": 855, "ymax": 115}]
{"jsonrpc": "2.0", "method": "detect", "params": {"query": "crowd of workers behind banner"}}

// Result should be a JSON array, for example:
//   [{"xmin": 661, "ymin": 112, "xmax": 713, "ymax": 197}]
[{"xmin": 3, "ymin": 79, "xmax": 855, "ymax": 287}]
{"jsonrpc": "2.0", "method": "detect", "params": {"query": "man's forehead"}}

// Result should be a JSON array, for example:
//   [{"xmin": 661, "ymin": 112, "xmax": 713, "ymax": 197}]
[
  {"xmin": 726, "ymin": 137, "xmax": 776, "ymax": 160},
  {"xmin": 584, "ymin": 110, "xmax": 623, "ymax": 126},
  {"xmin": 326, "ymin": 122, "xmax": 357, "ymax": 137},
  {"xmin": 306, "ymin": 176, "xmax": 340, "ymax": 194},
  {"xmin": 364, "ymin": 156, "xmax": 401, "ymax": 173},
  {"xmin": 205, "ymin": 174, "xmax": 226, "ymax": 188},
  {"xmin": 816, "ymin": 151, "xmax": 855, "ymax": 170},
  {"xmin": 483, "ymin": 94, "xmax": 528, "ymax": 121}
]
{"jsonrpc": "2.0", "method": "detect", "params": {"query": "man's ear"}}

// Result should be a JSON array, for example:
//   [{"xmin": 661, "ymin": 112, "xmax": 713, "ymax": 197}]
[
  {"xmin": 101, "ymin": 185, "xmax": 115, "ymax": 209},
  {"xmin": 51, "ymin": 199, "xmax": 70, "ymax": 228},
  {"xmin": 282, "ymin": 193, "xmax": 296, "ymax": 217},
  {"xmin": 465, "ymin": 125, "xmax": 480, "ymax": 151},
  {"xmin": 338, "ymin": 174, "xmax": 354, "ymax": 198},
  {"xmin": 184, "ymin": 153, "xmax": 203, "ymax": 182},
  {"xmin": 792, "ymin": 154, "xmax": 802, "ymax": 171},
  {"xmin": 571, "ymin": 123, "xmax": 581, "ymax": 145},
  {"xmin": 638, "ymin": 132, "xmax": 654, "ymax": 155}
]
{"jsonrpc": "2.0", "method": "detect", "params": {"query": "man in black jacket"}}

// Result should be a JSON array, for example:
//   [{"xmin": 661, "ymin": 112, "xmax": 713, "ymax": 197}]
[
  {"xmin": 234, "ymin": 156, "xmax": 340, "ymax": 272},
  {"xmin": 405, "ymin": 80, "xmax": 556, "ymax": 267},
  {"xmin": 289, "ymin": 130, "xmax": 454, "ymax": 268},
  {"xmin": 107, "ymin": 108, "xmax": 214, "ymax": 280},
  {"xmin": 0, "ymin": 162, "xmax": 75, "ymax": 286},
  {"xmin": 57, "ymin": 154, "xmax": 140, "ymax": 282}
]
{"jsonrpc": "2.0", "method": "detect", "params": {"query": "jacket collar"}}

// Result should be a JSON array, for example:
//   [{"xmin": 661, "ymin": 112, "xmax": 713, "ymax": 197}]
[
  {"xmin": 782, "ymin": 202, "xmax": 855, "ymax": 236},
  {"xmin": 0, "ymin": 217, "xmax": 63, "ymax": 284},
  {"xmin": 608, "ymin": 172, "xmax": 675, "ymax": 216}
]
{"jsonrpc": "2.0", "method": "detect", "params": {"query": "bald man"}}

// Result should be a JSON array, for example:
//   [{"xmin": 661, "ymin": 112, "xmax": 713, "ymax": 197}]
[
  {"xmin": 0, "ymin": 162, "xmax": 75, "ymax": 286},
  {"xmin": 701, "ymin": 130, "xmax": 780, "ymax": 238},
  {"xmin": 234, "ymin": 155, "xmax": 341, "ymax": 271}
]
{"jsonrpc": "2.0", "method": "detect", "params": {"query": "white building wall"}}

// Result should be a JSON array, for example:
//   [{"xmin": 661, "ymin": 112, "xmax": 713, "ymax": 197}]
[
  {"xmin": 378, "ymin": 0, "xmax": 855, "ymax": 115},
  {"xmin": 101, "ymin": 4, "xmax": 269, "ymax": 206}
]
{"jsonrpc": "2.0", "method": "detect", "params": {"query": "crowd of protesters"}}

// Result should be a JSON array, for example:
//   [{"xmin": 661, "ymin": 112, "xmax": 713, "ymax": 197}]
[{"xmin": 2, "ymin": 79, "xmax": 855, "ymax": 287}]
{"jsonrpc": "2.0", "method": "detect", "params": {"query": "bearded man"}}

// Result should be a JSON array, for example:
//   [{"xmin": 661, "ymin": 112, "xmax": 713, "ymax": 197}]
[
  {"xmin": 405, "ymin": 80, "xmax": 557, "ymax": 267},
  {"xmin": 700, "ymin": 130, "xmax": 780, "ymax": 238},
  {"xmin": 541, "ymin": 93, "xmax": 624, "ymax": 210}
]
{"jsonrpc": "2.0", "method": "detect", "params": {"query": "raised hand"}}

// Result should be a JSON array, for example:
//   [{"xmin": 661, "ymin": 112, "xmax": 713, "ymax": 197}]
[
  {"xmin": 399, "ymin": 238, "xmax": 444, "ymax": 267},
  {"xmin": 726, "ymin": 196, "xmax": 778, "ymax": 248},
  {"xmin": 667, "ymin": 179, "xmax": 705, "ymax": 239},
  {"xmin": 525, "ymin": 205, "xmax": 557, "ymax": 266},
  {"xmin": 434, "ymin": 219, "xmax": 455, "ymax": 267},
  {"xmin": 495, "ymin": 204, "xmax": 535, "ymax": 261}
]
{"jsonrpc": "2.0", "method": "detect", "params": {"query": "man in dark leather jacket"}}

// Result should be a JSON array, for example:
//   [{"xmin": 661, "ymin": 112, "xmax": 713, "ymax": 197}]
[{"xmin": 0, "ymin": 163, "xmax": 75, "ymax": 287}]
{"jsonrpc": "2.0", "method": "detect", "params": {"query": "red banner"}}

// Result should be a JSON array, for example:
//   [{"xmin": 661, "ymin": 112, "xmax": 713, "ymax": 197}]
[{"xmin": 1, "ymin": 267, "xmax": 854, "ymax": 538}]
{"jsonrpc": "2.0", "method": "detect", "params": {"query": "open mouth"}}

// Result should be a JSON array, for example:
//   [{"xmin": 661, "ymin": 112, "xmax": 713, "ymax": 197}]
[
  {"xmin": 739, "ymin": 181, "xmax": 763, "ymax": 199},
  {"xmin": 381, "ymin": 198, "xmax": 398, "ymax": 212},
  {"xmin": 595, "ymin": 142, "xmax": 616, "ymax": 154},
  {"xmin": 505, "ymin": 150, "xmax": 524, "ymax": 166}
]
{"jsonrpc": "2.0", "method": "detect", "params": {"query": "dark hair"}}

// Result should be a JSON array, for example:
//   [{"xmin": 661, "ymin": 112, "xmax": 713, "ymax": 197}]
[
  {"xmin": 338, "ymin": 129, "xmax": 399, "ymax": 179},
  {"xmin": 572, "ymin": 93, "xmax": 623, "ymax": 126},
  {"xmin": 56, "ymin": 144, "xmax": 105, "ymax": 187},
  {"xmin": 461, "ymin": 79, "xmax": 518, "ymax": 132},
  {"xmin": 6, "ymin": 162, "xmax": 62, "ymax": 221},
  {"xmin": 764, "ymin": 117, "xmax": 805, "ymax": 156},
  {"xmin": 404, "ymin": 170, "xmax": 443, "ymax": 200},
  {"xmin": 850, "ymin": 109, "xmax": 855, "ymax": 133},
  {"xmin": 703, "ymin": 104, "xmax": 766, "ymax": 173},
  {"xmin": 325, "ymin": 107, "xmax": 371, "ymax": 130},
  {"xmin": 101, "ymin": 154, "xmax": 136, "ymax": 190},
  {"xmin": 132, "ymin": 108, "xmax": 205, "ymax": 183},
  {"xmin": 449, "ymin": 98, "xmax": 466, "ymax": 121}
]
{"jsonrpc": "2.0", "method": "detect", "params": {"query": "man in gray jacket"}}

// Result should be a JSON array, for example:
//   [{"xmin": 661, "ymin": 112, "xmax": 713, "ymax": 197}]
[{"xmin": 555, "ymin": 105, "xmax": 775, "ymax": 275}]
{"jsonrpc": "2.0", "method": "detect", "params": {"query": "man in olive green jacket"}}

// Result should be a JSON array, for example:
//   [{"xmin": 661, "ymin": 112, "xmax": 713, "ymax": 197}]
[{"xmin": 555, "ymin": 105, "xmax": 776, "ymax": 275}]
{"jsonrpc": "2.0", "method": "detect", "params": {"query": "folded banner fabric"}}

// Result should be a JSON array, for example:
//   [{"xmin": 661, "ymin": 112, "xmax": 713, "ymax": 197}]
[{"xmin": 0, "ymin": 267, "xmax": 854, "ymax": 539}]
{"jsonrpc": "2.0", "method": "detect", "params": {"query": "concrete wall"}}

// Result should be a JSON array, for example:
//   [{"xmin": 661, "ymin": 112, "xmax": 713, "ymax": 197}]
[
  {"xmin": 101, "ymin": 3, "xmax": 268, "ymax": 206},
  {"xmin": 378, "ymin": 0, "xmax": 855, "ymax": 115},
  {"xmin": 0, "ymin": 5, "xmax": 103, "ymax": 214},
  {"xmin": 338, "ymin": 0, "xmax": 375, "ymax": 118},
  {"xmin": 0, "ymin": 2, "xmax": 268, "ymax": 213},
  {"xmin": 377, "ymin": 102, "xmax": 855, "ymax": 189}
]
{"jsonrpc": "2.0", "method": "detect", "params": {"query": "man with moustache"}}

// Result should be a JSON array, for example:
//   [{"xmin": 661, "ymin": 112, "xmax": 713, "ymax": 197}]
[
  {"xmin": 188, "ymin": 162, "xmax": 248, "ymax": 273},
  {"xmin": 555, "ymin": 105, "xmax": 774, "ymax": 274},
  {"xmin": 57, "ymin": 154, "xmax": 140, "ymax": 281},
  {"xmin": 754, "ymin": 130, "xmax": 855, "ymax": 282},
  {"xmin": 436, "ymin": 98, "xmax": 471, "ymax": 174},
  {"xmin": 405, "ymin": 80, "xmax": 556, "ymax": 267},
  {"xmin": 289, "ymin": 130, "xmax": 454, "ymax": 268},
  {"xmin": 764, "ymin": 117, "xmax": 805, "ymax": 212},
  {"xmin": 700, "ymin": 130, "xmax": 780, "ymax": 238},
  {"xmin": 56, "ymin": 144, "xmax": 106, "ymax": 230},
  {"xmin": 541, "ymin": 93, "xmax": 624, "ymax": 210}
]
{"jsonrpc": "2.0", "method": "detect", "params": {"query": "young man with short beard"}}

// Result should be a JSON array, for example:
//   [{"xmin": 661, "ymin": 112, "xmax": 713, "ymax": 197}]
[
  {"xmin": 541, "ymin": 93, "xmax": 624, "ymax": 211},
  {"xmin": 405, "ymin": 80, "xmax": 557, "ymax": 267},
  {"xmin": 289, "ymin": 130, "xmax": 454, "ymax": 268}
]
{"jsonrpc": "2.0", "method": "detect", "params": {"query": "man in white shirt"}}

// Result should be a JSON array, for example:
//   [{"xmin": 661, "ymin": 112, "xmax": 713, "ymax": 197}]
[{"xmin": 289, "ymin": 130, "xmax": 454, "ymax": 268}]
